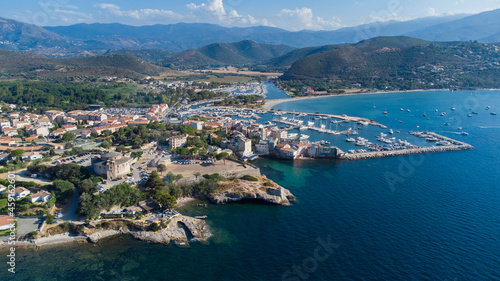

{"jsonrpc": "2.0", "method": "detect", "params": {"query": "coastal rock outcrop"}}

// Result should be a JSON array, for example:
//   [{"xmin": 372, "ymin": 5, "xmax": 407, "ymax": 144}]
[{"xmin": 208, "ymin": 177, "xmax": 295, "ymax": 205}]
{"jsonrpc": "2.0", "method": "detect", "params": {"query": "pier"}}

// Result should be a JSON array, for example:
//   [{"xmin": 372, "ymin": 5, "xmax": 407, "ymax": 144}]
[
  {"xmin": 272, "ymin": 110, "xmax": 388, "ymax": 129},
  {"xmin": 339, "ymin": 132, "xmax": 474, "ymax": 160}
]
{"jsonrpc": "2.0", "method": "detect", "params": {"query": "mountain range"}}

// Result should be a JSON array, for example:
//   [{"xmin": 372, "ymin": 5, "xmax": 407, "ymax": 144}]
[
  {"xmin": 3, "ymin": 9, "xmax": 500, "ymax": 57},
  {"xmin": 280, "ymin": 36, "xmax": 500, "ymax": 90}
]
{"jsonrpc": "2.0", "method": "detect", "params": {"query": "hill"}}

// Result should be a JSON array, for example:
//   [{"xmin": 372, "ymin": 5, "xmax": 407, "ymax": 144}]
[
  {"xmin": 408, "ymin": 9, "xmax": 500, "ymax": 42},
  {"xmin": 281, "ymin": 38, "xmax": 500, "ymax": 91},
  {"xmin": 163, "ymin": 40, "xmax": 295, "ymax": 68},
  {"xmin": 0, "ymin": 49, "xmax": 165, "ymax": 80}
]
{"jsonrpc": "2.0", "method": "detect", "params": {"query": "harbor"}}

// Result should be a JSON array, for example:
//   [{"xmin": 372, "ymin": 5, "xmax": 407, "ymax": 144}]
[{"xmin": 339, "ymin": 131, "xmax": 474, "ymax": 160}]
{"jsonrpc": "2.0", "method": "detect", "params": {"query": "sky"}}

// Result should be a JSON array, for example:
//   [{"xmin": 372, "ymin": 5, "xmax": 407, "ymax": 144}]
[{"xmin": 2, "ymin": 0, "xmax": 500, "ymax": 31}]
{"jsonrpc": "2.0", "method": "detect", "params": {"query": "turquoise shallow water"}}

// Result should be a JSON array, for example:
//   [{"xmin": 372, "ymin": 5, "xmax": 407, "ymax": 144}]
[{"xmin": 2, "ymin": 90, "xmax": 500, "ymax": 281}]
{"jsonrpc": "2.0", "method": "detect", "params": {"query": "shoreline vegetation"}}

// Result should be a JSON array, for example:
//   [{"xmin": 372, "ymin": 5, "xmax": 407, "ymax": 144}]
[{"xmin": 1, "ymin": 171, "xmax": 295, "ymax": 249}]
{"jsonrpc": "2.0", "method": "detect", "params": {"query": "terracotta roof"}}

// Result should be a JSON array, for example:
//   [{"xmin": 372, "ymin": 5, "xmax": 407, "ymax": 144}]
[{"xmin": 0, "ymin": 215, "xmax": 14, "ymax": 227}]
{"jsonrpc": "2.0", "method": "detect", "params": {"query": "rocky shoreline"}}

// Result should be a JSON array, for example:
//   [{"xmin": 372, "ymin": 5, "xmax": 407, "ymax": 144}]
[
  {"xmin": 208, "ymin": 176, "xmax": 296, "ymax": 205},
  {"xmin": 1, "ymin": 215, "xmax": 210, "ymax": 249}
]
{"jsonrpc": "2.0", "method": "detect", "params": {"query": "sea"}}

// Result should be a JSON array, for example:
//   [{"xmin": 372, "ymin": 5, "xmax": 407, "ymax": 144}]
[{"xmin": 2, "ymin": 90, "xmax": 500, "ymax": 281}]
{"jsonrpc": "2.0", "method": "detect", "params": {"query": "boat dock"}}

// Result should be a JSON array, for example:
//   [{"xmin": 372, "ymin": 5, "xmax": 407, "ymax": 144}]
[
  {"xmin": 273, "ymin": 110, "xmax": 388, "ymax": 129},
  {"xmin": 339, "ymin": 131, "xmax": 473, "ymax": 160}
]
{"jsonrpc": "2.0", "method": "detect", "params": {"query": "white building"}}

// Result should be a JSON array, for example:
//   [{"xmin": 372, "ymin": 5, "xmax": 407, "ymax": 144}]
[
  {"xmin": 30, "ymin": 190, "xmax": 51, "ymax": 204},
  {"xmin": 14, "ymin": 187, "xmax": 30, "ymax": 200}
]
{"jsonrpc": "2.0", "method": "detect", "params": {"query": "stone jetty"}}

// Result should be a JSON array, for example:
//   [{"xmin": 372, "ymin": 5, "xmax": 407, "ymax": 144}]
[{"xmin": 339, "ymin": 131, "xmax": 473, "ymax": 160}]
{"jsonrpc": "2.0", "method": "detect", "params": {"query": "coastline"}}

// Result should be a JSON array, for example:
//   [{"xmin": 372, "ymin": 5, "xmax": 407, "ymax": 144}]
[{"xmin": 262, "ymin": 88, "xmax": 481, "ymax": 110}]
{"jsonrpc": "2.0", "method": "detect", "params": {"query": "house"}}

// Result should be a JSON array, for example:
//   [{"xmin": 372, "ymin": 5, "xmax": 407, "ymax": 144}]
[
  {"xmin": 255, "ymin": 140, "xmax": 270, "ymax": 155},
  {"xmin": 41, "ymin": 143, "xmax": 64, "ymax": 150},
  {"xmin": 24, "ymin": 135, "xmax": 40, "ymax": 142},
  {"xmin": 91, "ymin": 124, "xmax": 127, "ymax": 135},
  {"xmin": 14, "ymin": 187, "xmax": 30, "ymax": 200},
  {"xmin": 203, "ymin": 122, "xmax": 222, "ymax": 129},
  {"xmin": 11, "ymin": 120, "xmax": 30, "ymax": 129},
  {"xmin": 62, "ymin": 124, "xmax": 77, "ymax": 131},
  {"xmin": 0, "ymin": 119, "xmax": 11, "ymax": 127},
  {"xmin": 2, "ymin": 127, "xmax": 18, "ymax": 137},
  {"xmin": 50, "ymin": 128, "xmax": 67, "ymax": 138},
  {"xmin": 123, "ymin": 206, "xmax": 143, "ymax": 215},
  {"xmin": 138, "ymin": 199, "xmax": 161, "ymax": 213},
  {"xmin": 21, "ymin": 152, "xmax": 43, "ymax": 161},
  {"xmin": 29, "ymin": 126, "xmax": 50, "ymax": 137},
  {"xmin": 0, "ymin": 137, "xmax": 22, "ymax": 146},
  {"xmin": 45, "ymin": 110, "xmax": 65, "ymax": 121},
  {"xmin": 189, "ymin": 121, "xmax": 204, "ymax": 131},
  {"xmin": 30, "ymin": 190, "xmax": 51, "ymax": 204},
  {"xmin": 80, "ymin": 130, "xmax": 92, "ymax": 138},
  {"xmin": 0, "ymin": 215, "xmax": 14, "ymax": 231},
  {"xmin": 0, "ymin": 184, "xmax": 7, "ymax": 193}
]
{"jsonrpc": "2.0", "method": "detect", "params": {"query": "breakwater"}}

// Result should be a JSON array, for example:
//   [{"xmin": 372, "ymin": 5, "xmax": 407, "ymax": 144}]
[{"xmin": 339, "ymin": 132, "xmax": 474, "ymax": 160}]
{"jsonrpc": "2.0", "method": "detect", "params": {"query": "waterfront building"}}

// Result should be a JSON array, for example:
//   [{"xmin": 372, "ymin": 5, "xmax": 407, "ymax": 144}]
[{"xmin": 309, "ymin": 142, "xmax": 340, "ymax": 158}]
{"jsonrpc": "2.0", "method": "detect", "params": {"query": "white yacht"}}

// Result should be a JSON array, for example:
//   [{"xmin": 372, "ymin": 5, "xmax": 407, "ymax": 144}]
[{"xmin": 346, "ymin": 138, "xmax": 356, "ymax": 142}]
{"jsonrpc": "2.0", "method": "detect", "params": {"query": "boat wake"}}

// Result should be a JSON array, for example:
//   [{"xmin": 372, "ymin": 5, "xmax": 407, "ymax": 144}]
[{"xmin": 478, "ymin": 126, "xmax": 500, "ymax": 129}]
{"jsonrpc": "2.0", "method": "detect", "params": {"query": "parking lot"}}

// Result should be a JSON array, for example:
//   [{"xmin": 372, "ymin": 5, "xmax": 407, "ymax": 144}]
[
  {"xmin": 17, "ymin": 216, "xmax": 43, "ymax": 236},
  {"xmin": 51, "ymin": 152, "xmax": 100, "ymax": 166}
]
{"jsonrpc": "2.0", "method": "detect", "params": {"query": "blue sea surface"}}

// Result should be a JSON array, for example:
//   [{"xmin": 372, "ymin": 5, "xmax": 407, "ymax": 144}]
[{"xmin": 3, "ymin": 90, "xmax": 500, "ymax": 281}]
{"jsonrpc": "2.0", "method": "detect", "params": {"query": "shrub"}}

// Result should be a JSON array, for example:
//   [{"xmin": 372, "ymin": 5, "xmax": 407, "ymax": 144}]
[
  {"xmin": 150, "ymin": 222, "xmax": 160, "ymax": 232},
  {"xmin": 241, "ymin": 175, "xmax": 258, "ymax": 182}
]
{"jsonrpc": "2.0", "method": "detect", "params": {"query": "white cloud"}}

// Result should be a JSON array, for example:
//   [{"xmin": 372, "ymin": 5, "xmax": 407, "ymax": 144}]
[
  {"xmin": 426, "ymin": 8, "xmax": 436, "ymax": 16},
  {"xmin": 97, "ymin": 3, "xmax": 181, "ymax": 20},
  {"xmin": 278, "ymin": 7, "xmax": 343, "ymax": 31},
  {"xmin": 186, "ymin": 0, "xmax": 271, "ymax": 26},
  {"xmin": 39, "ymin": 3, "xmax": 79, "ymax": 10}
]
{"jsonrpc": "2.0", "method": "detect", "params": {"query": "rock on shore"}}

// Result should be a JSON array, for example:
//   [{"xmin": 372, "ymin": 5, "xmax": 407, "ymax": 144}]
[{"xmin": 208, "ymin": 177, "xmax": 295, "ymax": 205}]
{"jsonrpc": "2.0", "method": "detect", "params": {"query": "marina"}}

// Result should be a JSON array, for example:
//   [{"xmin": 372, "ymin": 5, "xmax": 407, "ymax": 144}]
[{"xmin": 339, "ymin": 131, "xmax": 474, "ymax": 160}]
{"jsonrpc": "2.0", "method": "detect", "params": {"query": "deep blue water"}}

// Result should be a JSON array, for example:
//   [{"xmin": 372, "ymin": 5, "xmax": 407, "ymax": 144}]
[{"xmin": 2, "ymin": 90, "xmax": 500, "ymax": 281}]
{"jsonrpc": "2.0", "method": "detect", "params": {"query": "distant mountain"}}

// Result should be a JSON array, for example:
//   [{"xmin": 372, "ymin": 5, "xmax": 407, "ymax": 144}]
[
  {"xmin": 354, "ymin": 36, "xmax": 430, "ymax": 47},
  {"xmin": 264, "ymin": 44, "xmax": 345, "ymax": 68},
  {"xmin": 105, "ymin": 49, "xmax": 178, "ymax": 64},
  {"xmin": 0, "ymin": 49, "xmax": 164, "ymax": 79},
  {"xmin": 408, "ymin": 9, "xmax": 500, "ymax": 42},
  {"xmin": 281, "ymin": 37, "xmax": 500, "ymax": 90},
  {"xmin": 0, "ymin": 17, "xmax": 71, "ymax": 52},
  {"xmin": 1, "ymin": 10, "xmax": 500, "ymax": 58},
  {"xmin": 163, "ymin": 40, "xmax": 295, "ymax": 68},
  {"xmin": 43, "ymin": 15, "xmax": 467, "ymax": 51}
]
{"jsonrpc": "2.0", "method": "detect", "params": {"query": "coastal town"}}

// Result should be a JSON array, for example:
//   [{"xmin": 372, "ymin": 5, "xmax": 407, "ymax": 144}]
[{"xmin": 0, "ymin": 80, "xmax": 480, "ymax": 249}]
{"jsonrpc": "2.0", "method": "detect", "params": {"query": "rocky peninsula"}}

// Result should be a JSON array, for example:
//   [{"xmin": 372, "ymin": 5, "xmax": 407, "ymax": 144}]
[{"xmin": 208, "ymin": 176, "xmax": 296, "ymax": 205}]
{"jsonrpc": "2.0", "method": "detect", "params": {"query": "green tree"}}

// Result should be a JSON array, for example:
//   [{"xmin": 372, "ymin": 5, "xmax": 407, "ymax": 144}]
[
  {"xmin": 10, "ymin": 149, "xmax": 25, "ymax": 159},
  {"xmin": 154, "ymin": 191, "xmax": 177, "ymax": 208},
  {"xmin": 216, "ymin": 152, "xmax": 229, "ymax": 165},
  {"xmin": 130, "ymin": 151, "xmax": 143, "ymax": 159},
  {"xmin": 62, "ymin": 132, "xmax": 75, "ymax": 142},
  {"xmin": 51, "ymin": 179, "xmax": 76, "ymax": 200},
  {"xmin": 101, "ymin": 140, "xmax": 112, "ymax": 149},
  {"xmin": 144, "ymin": 171, "xmax": 165, "ymax": 192},
  {"xmin": 157, "ymin": 164, "xmax": 167, "ymax": 175},
  {"xmin": 46, "ymin": 214, "xmax": 55, "ymax": 224}
]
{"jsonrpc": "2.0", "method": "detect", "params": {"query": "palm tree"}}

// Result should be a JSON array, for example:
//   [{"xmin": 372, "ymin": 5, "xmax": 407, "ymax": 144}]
[{"xmin": 194, "ymin": 172, "xmax": 201, "ymax": 180}]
